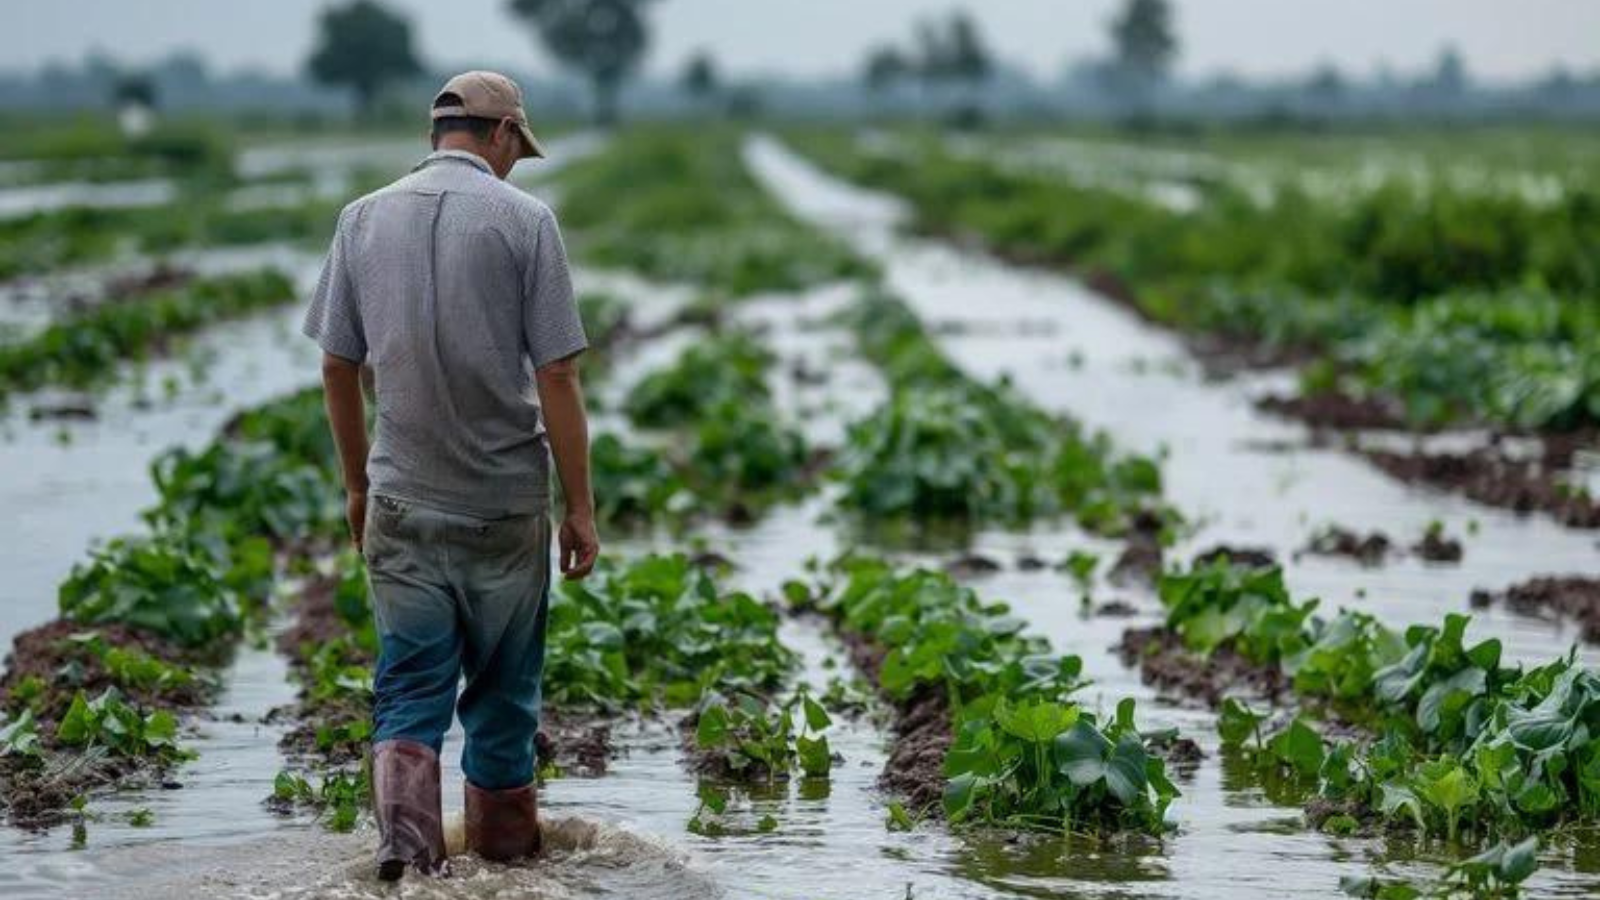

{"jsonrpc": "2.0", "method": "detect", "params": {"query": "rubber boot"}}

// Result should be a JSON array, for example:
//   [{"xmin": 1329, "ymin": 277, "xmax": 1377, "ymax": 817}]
[
  {"xmin": 372, "ymin": 739, "xmax": 448, "ymax": 880},
  {"xmin": 464, "ymin": 781, "xmax": 541, "ymax": 862}
]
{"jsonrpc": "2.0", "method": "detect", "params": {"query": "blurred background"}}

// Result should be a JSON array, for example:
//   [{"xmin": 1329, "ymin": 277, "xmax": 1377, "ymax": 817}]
[{"xmin": 3, "ymin": 0, "xmax": 1599, "ymax": 128}]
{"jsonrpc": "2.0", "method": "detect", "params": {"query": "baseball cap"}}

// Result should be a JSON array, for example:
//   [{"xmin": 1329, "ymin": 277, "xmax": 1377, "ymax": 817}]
[{"xmin": 431, "ymin": 71, "xmax": 546, "ymax": 160}]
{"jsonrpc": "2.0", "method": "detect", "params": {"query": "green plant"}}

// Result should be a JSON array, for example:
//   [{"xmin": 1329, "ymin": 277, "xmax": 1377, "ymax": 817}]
[
  {"xmin": 694, "ymin": 690, "xmax": 833, "ymax": 781},
  {"xmin": 59, "ymin": 535, "xmax": 244, "ymax": 648},
  {"xmin": 55, "ymin": 689, "xmax": 185, "ymax": 760}
]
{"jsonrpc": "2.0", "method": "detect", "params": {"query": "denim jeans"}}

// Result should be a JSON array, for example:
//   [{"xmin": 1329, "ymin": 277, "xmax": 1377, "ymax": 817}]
[{"xmin": 363, "ymin": 493, "xmax": 552, "ymax": 790}]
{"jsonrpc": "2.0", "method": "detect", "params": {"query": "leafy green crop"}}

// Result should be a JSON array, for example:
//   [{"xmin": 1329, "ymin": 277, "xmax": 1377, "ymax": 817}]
[
  {"xmin": 59, "ymin": 534, "xmax": 244, "ymax": 648},
  {"xmin": 694, "ymin": 690, "xmax": 834, "ymax": 781},
  {"xmin": 793, "ymin": 131, "xmax": 1600, "ymax": 432},
  {"xmin": 835, "ymin": 290, "xmax": 1171, "ymax": 536},
  {"xmin": 1168, "ymin": 555, "xmax": 1600, "ymax": 841},
  {"xmin": 555, "ymin": 128, "xmax": 872, "ymax": 299},
  {"xmin": 815, "ymin": 556, "xmax": 1177, "ymax": 835},
  {"xmin": 0, "ymin": 269, "xmax": 295, "ymax": 397},
  {"xmin": 55, "ymin": 689, "xmax": 185, "ymax": 760},
  {"xmin": 543, "ymin": 554, "xmax": 798, "ymax": 711}
]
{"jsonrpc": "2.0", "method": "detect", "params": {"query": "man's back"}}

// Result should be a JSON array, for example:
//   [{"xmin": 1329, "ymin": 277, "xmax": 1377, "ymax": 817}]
[{"xmin": 305, "ymin": 150, "xmax": 586, "ymax": 517}]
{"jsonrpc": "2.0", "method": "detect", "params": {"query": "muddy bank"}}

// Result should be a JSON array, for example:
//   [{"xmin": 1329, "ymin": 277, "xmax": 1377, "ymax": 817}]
[
  {"xmin": 1364, "ymin": 443, "xmax": 1600, "ymax": 529},
  {"xmin": 1256, "ymin": 391, "xmax": 1409, "ymax": 432},
  {"xmin": 0, "ymin": 620, "xmax": 220, "ymax": 828},
  {"xmin": 835, "ymin": 626, "xmax": 950, "ymax": 814},
  {"xmin": 1116, "ymin": 626, "xmax": 1291, "ymax": 709},
  {"xmin": 1299, "ymin": 526, "xmax": 1394, "ymax": 566},
  {"xmin": 1471, "ymin": 576, "xmax": 1600, "ymax": 643}
]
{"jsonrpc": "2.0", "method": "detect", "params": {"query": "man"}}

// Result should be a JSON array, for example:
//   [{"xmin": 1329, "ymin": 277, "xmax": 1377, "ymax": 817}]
[{"xmin": 302, "ymin": 70, "xmax": 599, "ymax": 881}]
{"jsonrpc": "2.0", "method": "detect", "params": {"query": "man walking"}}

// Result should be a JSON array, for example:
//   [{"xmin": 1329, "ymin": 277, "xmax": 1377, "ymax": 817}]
[{"xmin": 303, "ymin": 71, "xmax": 598, "ymax": 881}]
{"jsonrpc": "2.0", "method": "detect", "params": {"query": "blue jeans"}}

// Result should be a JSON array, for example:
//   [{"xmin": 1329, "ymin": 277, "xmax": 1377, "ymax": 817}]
[{"xmin": 363, "ymin": 493, "xmax": 552, "ymax": 790}]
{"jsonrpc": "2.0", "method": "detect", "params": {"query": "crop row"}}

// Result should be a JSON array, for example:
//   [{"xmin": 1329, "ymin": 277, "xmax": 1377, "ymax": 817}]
[
  {"xmin": 553, "ymin": 128, "xmax": 874, "ymax": 301},
  {"xmin": 1150, "ymin": 555, "xmax": 1600, "ymax": 851},
  {"xmin": 791, "ymin": 132, "xmax": 1600, "ymax": 437},
  {"xmin": 0, "ymin": 378, "xmax": 343, "ymax": 828},
  {"xmin": 0, "ymin": 268, "xmax": 295, "ymax": 400},
  {"xmin": 833, "ymin": 287, "xmax": 1174, "ymax": 541}
]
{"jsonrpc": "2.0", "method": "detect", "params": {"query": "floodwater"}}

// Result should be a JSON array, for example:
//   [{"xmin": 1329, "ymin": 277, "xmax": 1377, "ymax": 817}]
[{"xmin": 3, "ymin": 131, "xmax": 1598, "ymax": 900}]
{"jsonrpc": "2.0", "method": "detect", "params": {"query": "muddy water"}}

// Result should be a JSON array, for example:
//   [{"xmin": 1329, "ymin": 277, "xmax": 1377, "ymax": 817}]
[
  {"xmin": 11, "ymin": 133, "xmax": 1600, "ymax": 899},
  {"xmin": 745, "ymin": 134, "xmax": 1600, "ymax": 898}
]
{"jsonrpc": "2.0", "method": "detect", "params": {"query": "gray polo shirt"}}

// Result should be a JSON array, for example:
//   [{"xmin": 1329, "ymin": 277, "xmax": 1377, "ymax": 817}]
[{"xmin": 302, "ymin": 149, "xmax": 587, "ymax": 517}]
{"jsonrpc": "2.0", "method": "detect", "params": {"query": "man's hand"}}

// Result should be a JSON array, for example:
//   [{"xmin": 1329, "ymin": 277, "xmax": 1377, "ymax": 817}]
[
  {"xmin": 558, "ymin": 512, "xmax": 599, "ymax": 580},
  {"xmin": 347, "ymin": 491, "xmax": 367, "ymax": 552}
]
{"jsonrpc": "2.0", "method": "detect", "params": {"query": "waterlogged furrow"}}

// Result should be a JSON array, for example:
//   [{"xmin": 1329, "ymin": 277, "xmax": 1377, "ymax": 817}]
[
  {"xmin": 553, "ymin": 128, "xmax": 874, "ymax": 302},
  {"xmin": 0, "ymin": 380, "xmax": 343, "ymax": 829},
  {"xmin": 0, "ymin": 268, "xmax": 296, "ymax": 401},
  {"xmin": 789, "ymin": 130, "xmax": 1600, "ymax": 529},
  {"xmin": 833, "ymin": 286, "xmax": 1174, "ymax": 543}
]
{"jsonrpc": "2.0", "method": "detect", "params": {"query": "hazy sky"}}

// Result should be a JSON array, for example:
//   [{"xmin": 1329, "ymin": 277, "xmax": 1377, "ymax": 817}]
[{"xmin": 9, "ymin": 0, "xmax": 1599, "ymax": 83}]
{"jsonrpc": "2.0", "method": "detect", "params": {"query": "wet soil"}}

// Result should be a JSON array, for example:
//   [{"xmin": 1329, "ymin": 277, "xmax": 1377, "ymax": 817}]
[
  {"xmin": 837, "ymin": 625, "xmax": 950, "ymax": 815},
  {"xmin": 1470, "ymin": 576, "xmax": 1600, "ymax": 643},
  {"xmin": 1299, "ymin": 526, "xmax": 1394, "ymax": 566},
  {"xmin": 1365, "ymin": 444, "xmax": 1600, "ymax": 530},
  {"xmin": 1192, "ymin": 545, "xmax": 1278, "ymax": 571},
  {"xmin": 1115, "ymin": 626, "xmax": 1291, "ymax": 709},
  {"xmin": 1256, "ymin": 391, "xmax": 1410, "ymax": 433},
  {"xmin": 0, "ymin": 620, "xmax": 218, "ymax": 828},
  {"xmin": 1107, "ymin": 511, "xmax": 1169, "ymax": 587},
  {"xmin": 1411, "ymin": 529, "xmax": 1464, "ymax": 564}
]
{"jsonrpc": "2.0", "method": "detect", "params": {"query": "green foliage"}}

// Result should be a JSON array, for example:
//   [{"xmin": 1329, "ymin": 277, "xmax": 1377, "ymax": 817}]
[
  {"xmin": 0, "ymin": 709, "xmax": 43, "ymax": 759},
  {"xmin": 835, "ymin": 290, "xmax": 1170, "ymax": 535},
  {"xmin": 817, "ymin": 556, "xmax": 1175, "ymax": 835},
  {"xmin": 542, "ymin": 554, "xmax": 798, "ymax": 711},
  {"xmin": 588, "ymin": 431, "xmax": 698, "ymax": 525},
  {"xmin": 55, "ymin": 689, "xmax": 185, "ymax": 760},
  {"xmin": 1168, "ymin": 555, "xmax": 1600, "ymax": 842},
  {"xmin": 795, "ymin": 132, "xmax": 1600, "ymax": 431},
  {"xmin": 58, "ymin": 534, "xmax": 244, "ymax": 648},
  {"xmin": 271, "ymin": 767, "xmax": 370, "ymax": 833},
  {"xmin": 556, "ymin": 128, "xmax": 872, "ymax": 293},
  {"xmin": 0, "ymin": 269, "xmax": 295, "ymax": 397},
  {"xmin": 694, "ymin": 690, "xmax": 834, "ymax": 781},
  {"xmin": 1341, "ymin": 837, "xmax": 1538, "ymax": 899},
  {"xmin": 305, "ymin": 0, "xmax": 422, "ymax": 113},
  {"xmin": 624, "ymin": 335, "xmax": 773, "ymax": 428},
  {"xmin": 621, "ymin": 334, "xmax": 811, "ymax": 511}
]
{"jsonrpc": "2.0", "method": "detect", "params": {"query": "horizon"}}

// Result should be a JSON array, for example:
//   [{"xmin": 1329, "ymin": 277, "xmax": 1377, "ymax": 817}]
[{"xmin": 6, "ymin": 0, "xmax": 1600, "ymax": 87}]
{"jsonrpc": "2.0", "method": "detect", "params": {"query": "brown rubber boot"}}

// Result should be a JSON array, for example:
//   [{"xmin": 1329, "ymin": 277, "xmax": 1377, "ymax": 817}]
[
  {"xmin": 372, "ymin": 739, "xmax": 448, "ymax": 880},
  {"xmin": 464, "ymin": 781, "xmax": 541, "ymax": 862}
]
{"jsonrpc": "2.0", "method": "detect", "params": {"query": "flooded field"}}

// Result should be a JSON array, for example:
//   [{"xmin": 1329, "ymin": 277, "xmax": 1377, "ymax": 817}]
[{"xmin": 1, "ymin": 123, "xmax": 1597, "ymax": 900}]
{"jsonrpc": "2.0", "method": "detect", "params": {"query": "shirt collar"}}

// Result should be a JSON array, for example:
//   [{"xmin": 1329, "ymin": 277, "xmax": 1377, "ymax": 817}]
[{"xmin": 414, "ymin": 149, "xmax": 495, "ymax": 175}]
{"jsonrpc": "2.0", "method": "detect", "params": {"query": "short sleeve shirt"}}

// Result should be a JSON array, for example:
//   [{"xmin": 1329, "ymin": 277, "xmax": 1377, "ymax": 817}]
[{"xmin": 302, "ymin": 150, "xmax": 587, "ymax": 516}]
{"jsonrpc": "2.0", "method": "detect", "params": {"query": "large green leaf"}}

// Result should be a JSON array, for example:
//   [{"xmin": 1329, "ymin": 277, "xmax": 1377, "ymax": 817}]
[
  {"xmin": 1054, "ymin": 721, "xmax": 1113, "ymax": 787},
  {"xmin": 1104, "ymin": 735, "xmax": 1150, "ymax": 805}
]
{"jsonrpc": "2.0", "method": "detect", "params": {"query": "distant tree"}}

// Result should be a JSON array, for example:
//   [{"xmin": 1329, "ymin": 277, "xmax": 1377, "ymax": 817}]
[
  {"xmin": 1429, "ymin": 45, "xmax": 1469, "ymax": 96},
  {"xmin": 862, "ymin": 45, "xmax": 911, "ymax": 93},
  {"xmin": 1109, "ymin": 0, "xmax": 1177, "ymax": 90},
  {"xmin": 305, "ymin": 0, "xmax": 423, "ymax": 116},
  {"xmin": 1307, "ymin": 62, "xmax": 1345, "ymax": 103},
  {"xmin": 681, "ymin": 50, "xmax": 719, "ymax": 106},
  {"xmin": 507, "ymin": 0, "xmax": 657, "ymax": 125},
  {"xmin": 112, "ymin": 73, "xmax": 158, "ymax": 110}
]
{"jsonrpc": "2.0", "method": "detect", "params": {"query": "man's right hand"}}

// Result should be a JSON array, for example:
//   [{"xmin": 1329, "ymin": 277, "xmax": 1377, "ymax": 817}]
[
  {"xmin": 347, "ymin": 491, "xmax": 368, "ymax": 552},
  {"xmin": 558, "ymin": 512, "xmax": 599, "ymax": 580}
]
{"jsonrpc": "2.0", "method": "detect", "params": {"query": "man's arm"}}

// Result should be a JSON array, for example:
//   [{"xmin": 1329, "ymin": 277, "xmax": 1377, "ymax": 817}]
[
  {"xmin": 321, "ymin": 352, "xmax": 370, "ymax": 550},
  {"xmin": 535, "ymin": 353, "xmax": 598, "ymax": 580}
]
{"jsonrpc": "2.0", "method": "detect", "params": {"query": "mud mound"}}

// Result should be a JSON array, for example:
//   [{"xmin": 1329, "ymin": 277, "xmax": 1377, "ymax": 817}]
[
  {"xmin": 1257, "ymin": 391, "xmax": 1409, "ymax": 432},
  {"xmin": 1115, "ymin": 626, "xmax": 1291, "ymax": 708},
  {"xmin": 1471, "ymin": 576, "xmax": 1600, "ymax": 643},
  {"xmin": 1365, "ymin": 446, "xmax": 1600, "ymax": 529}
]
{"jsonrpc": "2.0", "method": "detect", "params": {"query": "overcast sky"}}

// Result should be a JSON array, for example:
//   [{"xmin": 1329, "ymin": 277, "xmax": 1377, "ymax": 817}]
[{"xmin": 8, "ymin": 0, "xmax": 1599, "ymax": 83}]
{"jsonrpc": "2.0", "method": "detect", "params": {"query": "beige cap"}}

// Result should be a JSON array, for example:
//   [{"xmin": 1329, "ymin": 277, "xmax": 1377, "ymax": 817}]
[{"xmin": 431, "ymin": 71, "xmax": 545, "ymax": 159}]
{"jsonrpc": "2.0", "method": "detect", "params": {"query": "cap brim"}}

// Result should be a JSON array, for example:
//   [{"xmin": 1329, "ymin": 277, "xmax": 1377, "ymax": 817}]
[{"xmin": 517, "ymin": 123, "xmax": 546, "ymax": 160}]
